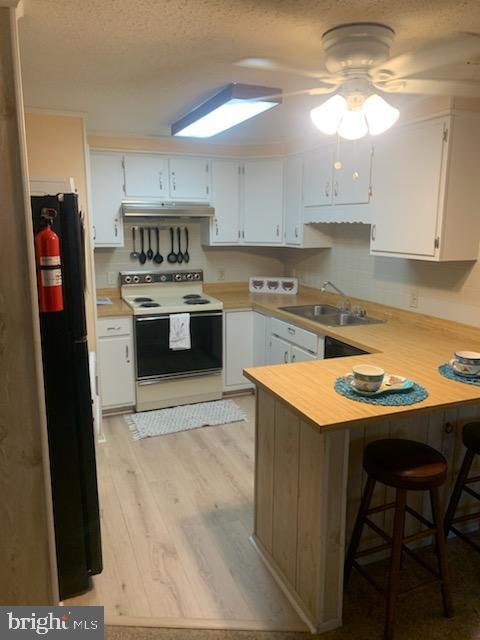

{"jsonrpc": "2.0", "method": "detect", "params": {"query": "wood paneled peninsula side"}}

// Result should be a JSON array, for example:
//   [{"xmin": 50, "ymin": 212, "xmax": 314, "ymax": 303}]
[{"xmin": 242, "ymin": 290, "xmax": 480, "ymax": 634}]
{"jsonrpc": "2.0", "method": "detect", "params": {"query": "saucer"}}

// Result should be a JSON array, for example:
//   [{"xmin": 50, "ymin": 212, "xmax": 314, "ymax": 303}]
[{"xmin": 344, "ymin": 373, "xmax": 414, "ymax": 397}]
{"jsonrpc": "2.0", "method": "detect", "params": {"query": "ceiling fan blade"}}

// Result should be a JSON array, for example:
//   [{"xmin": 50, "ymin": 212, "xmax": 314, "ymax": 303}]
[
  {"xmin": 254, "ymin": 85, "xmax": 339, "ymax": 101},
  {"xmin": 235, "ymin": 57, "xmax": 339, "ymax": 82},
  {"xmin": 374, "ymin": 77, "xmax": 480, "ymax": 97},
  {"xmin": 371, "ymin": 32, "xmax": 480, "ymax": 81}
]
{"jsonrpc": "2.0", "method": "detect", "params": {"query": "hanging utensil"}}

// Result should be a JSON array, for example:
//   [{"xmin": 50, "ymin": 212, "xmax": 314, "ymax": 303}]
[
  {"xmin": 130, "ymin": 226, "xmax": 139, "ymax": 260},
  {"xmin": 139, "ymin": 227, "xmax": 147, "ymax": 264},
  {"xmin": 167, "ymin": 227, "xmax": 177, "ymax": 263},
  {"xmin": 154, "ymin": 227, "xmax": 163, "ymax": 264},
  {"xmin": 183, "ymin": 227, "xmax": 190, "ymax": 263},
  {"xmin": 176, "ymin": 226, "xmax": 184, "ymax": 264},
  {"xmin": 147, "ymin": 227, "xmax": 154, "ymax": 260}
]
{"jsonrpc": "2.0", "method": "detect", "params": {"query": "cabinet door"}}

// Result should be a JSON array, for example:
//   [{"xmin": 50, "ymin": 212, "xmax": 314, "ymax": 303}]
[
  {"xmin": 253, "ymin": 312, "xmax": 268, "ymax": 366},
  {"xmin": 90, "ymin": 152, "xmax": 124, "ymax": 247},
  {"xmin": 370, "ymin": 118, "xmax": 447, "ymax": 257},
  {"xmin": 243, "ymin": 159, "xmax": 284, "ymax": 244},
  {"xmin": 169, "ymin": 157, "xmax": 210, "ymax": 200},
  {"xmin": 124, "ymin": 153, "xmax": 169, "ymax": 197},
  {"xmin": 99, "ymin": 335, "xmax": 135, "ymax": 408},
  {"xmin": 268, "ymin": 334, "xmax": 291, "ymax": 365},
  {"xmin": 211, "ymin": 160, "xmax": 241, "ymax": 243},
  {"xmin": 333, "ymin": 139, "xmax": 372, "ymax": 205},
  {"xmin": 285, "ymin": 156, "xmax": 303, "ymax": 245},
  {"xmin": 224, "ymin": 311, "xmax": 254, "ymax": 388},
  {"xmin": 290, "ymin": 345, "xmax": 317, "ymax": 363},
  {"xmin": 303, "ymin": 146, "xmax": 334, "ymax": 207}
]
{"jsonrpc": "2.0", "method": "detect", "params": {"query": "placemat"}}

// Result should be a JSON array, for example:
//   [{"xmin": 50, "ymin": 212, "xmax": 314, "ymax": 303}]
[
  {"xmin": 438, "ymin": 363, "xmax": 480, "ymax": 387},
  {"xmin": 334, "ymin": 377, "xmax": 429, "ymax": 406}
]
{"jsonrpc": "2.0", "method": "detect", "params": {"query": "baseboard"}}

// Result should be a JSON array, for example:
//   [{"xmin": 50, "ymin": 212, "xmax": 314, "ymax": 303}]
[{"xmin": 105, "ymin": 614, "xmax": 307, "ymax": 632}]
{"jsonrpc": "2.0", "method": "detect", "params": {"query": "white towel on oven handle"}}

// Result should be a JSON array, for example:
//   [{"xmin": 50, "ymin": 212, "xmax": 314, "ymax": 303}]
[{"xmin": 169, "ymin": 313, "xmax": 191, "ymax": 350}]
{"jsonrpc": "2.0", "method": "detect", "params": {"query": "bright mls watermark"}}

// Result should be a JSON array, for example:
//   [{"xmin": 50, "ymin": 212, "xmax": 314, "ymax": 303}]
[{"xmin": 0, "ymin": 607, "xmax": 103, "ymax": 639}]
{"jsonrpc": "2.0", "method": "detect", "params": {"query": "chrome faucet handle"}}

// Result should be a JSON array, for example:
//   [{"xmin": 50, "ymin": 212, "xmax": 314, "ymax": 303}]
[
  {"xmin": 352, "ymin": 305, "xmax": 367, "ymax": 317},
  {"xmin": 337, "ymin": 298, "xmax": 351, "ymax": 312}
]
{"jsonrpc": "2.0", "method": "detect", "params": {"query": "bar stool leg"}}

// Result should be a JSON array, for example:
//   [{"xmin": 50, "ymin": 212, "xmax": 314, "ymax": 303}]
[
  {"xmin": 385, "ymin": 488, "xmax": 406, "ymax": 640},
  {"xmin": 344, "ymin": 476, "xmax": 376, "ymax": 585},
  {"xmin": 430, "ymin": 487, "xmax": 454, "ymax": 618},
  {"xmin": 444, "ymin": 448, "xmax": 475, "ymax": 538}
]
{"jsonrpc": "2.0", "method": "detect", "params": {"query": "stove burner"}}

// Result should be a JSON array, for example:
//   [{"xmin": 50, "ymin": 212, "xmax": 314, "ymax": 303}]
[
  {"xmin": 134, "ymin": 297, "xmax": 153, "ymax": 303},
  {"xmin": 140, "ymin": 302, "xmax": 161, "ymax": 308},
  {"xmin": 183, "ymin": 294, "xmax": 202, "ymax": 299},
  {"xmin": 185, "ymin": 298, "xmax": 209, "ymax": 305}
]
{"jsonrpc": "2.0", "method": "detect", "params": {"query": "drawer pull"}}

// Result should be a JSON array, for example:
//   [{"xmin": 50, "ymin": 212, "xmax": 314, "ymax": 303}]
[
  {"xmin": 287, "ymin": 327, "xmax": 295, "ymax": 335},
  {"xmin": 107, "ymin": 326, "xmax": 121, "ymax": 331},
  {"xmin": 284, "ymin": 351, "xmax": 289, "ymax": 363}
]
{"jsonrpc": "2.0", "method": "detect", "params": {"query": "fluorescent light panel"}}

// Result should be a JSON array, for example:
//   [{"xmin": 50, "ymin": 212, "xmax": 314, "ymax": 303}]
[{"xmin": 172, "ymin": 83, "xmax": 282, "ymax": 138}]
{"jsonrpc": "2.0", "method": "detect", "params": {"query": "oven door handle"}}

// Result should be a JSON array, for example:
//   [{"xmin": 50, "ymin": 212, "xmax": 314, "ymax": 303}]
[{"xmin": 136, "ymin": 312, "xmax": 223, "ymax": 322}]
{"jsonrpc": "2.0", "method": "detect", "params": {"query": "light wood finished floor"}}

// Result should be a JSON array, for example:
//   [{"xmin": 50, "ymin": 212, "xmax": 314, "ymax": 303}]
[{"xmin": 66, "ymin": 396, "xmax": 306, "ymax": 632}]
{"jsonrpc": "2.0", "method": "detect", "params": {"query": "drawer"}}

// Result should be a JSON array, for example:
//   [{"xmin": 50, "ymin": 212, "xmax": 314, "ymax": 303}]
[
  {"xmin": 271, "ymin": 317, "xmax": 318, "ymax": 354},
  {"xmin": 98, "ymin": 316, "xmax": 132, "ymax": 338}
]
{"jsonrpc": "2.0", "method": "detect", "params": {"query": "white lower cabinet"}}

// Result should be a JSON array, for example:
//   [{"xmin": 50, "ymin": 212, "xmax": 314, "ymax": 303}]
[
  {"xmin": 291, "ymin": 344, "xmax": 317, "ymax": 363},
  {"xmin": 269, "ymin": 334, "xmax": 291, "ymax": 365},
  {"xmin": 224, "ymin": 310, "xmax": 254, "ymax": 390},
  {"xmin": 268, "ymin": 317, "xmax": 324, "ymax": 364},
  {"xmin": 98, "ymin": 317, "xmax": 135, "ymax": 410}
]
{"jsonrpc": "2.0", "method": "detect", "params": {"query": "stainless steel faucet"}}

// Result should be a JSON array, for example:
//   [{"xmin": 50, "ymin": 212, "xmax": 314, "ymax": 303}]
[{"xmin": 320, "ymin": 280, "xmax": 351, "ymax": 311}]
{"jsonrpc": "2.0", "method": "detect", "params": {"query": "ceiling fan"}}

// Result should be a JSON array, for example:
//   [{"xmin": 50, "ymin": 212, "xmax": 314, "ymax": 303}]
[{"xmin": 236, "ymin": 23, "xmax": 480, "ymax": 140}]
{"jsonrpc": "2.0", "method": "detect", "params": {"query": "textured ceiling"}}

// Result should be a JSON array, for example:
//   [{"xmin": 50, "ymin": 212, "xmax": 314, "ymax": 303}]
[{"xmin": 18, "ymin": 0, "xmax": 480, "ymax": 143}]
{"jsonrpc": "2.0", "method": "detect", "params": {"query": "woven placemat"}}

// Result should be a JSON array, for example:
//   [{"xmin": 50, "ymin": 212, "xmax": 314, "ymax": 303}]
[
  {"xmin": 334, "ymin": 377, "xmax": 429, "ymax": 406},
  {"xmin": 438, "ymin": 363, "xmax": 480, "ymax": 387}
]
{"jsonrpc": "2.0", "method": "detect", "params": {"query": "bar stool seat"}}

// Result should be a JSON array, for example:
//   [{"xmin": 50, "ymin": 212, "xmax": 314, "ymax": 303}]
[
  {"xmin": 364, "ymin": 439, "xmax": 448, "ymax": 490},
  {"xmin": 345, "ymin": 438, "xmax": 452, "ymax": 640}
]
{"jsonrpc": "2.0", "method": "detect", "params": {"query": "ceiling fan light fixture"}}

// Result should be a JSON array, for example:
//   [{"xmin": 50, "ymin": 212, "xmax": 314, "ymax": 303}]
[
  {"xmin": 310, "ymin": 94, "xmax": 347, "ymax": 135},
  {"xmin": 337, "ymin": 108, "xmax": 368, "ymax": 140},
  {"xmin": 363, "ymin": 93, "xmax": 399, "ymax": 135}
]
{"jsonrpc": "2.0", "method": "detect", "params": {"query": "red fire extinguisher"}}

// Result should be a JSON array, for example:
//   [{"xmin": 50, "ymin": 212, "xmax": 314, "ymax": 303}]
[{"xmin": 35, "ymin": 208, "xmax": 64, "ymax": 313}]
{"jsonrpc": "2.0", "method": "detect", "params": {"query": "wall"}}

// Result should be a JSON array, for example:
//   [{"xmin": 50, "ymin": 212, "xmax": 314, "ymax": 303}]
[
  {"xmin": 285, "ymin": 224, "xmax": 480, "ymax": 327},
  {"xmin": 95, "ymin": 220, "xmax": 285, "ymax": 288},
  {"xmin": 24, "ymin": 110, "xmax": 97, "ymax": 344}
]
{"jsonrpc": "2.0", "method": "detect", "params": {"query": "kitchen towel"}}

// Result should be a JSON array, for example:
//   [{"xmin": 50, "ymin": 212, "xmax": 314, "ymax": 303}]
[{"xmin": 169, "ymin": 313, "xmax": 191, "ymax": 350}]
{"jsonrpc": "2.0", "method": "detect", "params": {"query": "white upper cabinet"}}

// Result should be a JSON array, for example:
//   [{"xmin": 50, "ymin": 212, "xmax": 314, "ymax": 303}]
[
  {"xmin": 303, "ymin": 145, "xmax": 334, "ymax": 207},
  {"xmin": 370, "ymin": 114, "xmax": 480, "ymax": 261},
  {"xmin": 90, "ymin": 151, "xmax": 125, "ymax": 247},
  {"xmin": 169, "ymin": 157, "xmax": 210, "ymax": 200},
  {"xmin": 243, "ymin": 159, "xmax": 284, "ymax": 244},
  {"xmin": 333, "ymin": 139, "xmax": 372, "ymax": 205},
  {"xmin": 210, "ymin": 159, "xmax": 241, "ymax": 244},
  {"xmin": 124, "ymin": 153, "xmax": 169, "ymax": 198}
]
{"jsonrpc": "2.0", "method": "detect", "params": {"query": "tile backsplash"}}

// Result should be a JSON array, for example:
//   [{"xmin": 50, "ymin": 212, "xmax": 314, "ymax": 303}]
[
  {"xmin": 94, "ymin": 221, "xmax": 286, "ymax": 288},
  {"xmin": 285, "ymin": 224, "xmax": 480, "ymax": 328}
]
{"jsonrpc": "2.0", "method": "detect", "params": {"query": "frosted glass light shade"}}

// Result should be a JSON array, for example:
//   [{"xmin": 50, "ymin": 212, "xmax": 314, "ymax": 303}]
[
  {"xmin": 337, "ymin": 109, "xmax": 368, "ymax": 140},
  {"xmin": 310, "ymin": 95, "xmax": 347, "ymax": 135},
  {"xmin": 363, "ymin": 94, "xmax": 399, "ymax": 135}
]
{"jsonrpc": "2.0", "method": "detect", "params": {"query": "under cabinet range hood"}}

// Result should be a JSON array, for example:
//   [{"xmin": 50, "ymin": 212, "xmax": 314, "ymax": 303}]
[{"xmin": 122, "ymin": 200, "xmax": 214, "ymax": 219}]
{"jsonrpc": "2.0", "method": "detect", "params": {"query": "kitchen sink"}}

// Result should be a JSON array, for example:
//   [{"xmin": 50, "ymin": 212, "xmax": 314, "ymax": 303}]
[{"xmin": 279, "ymin": 304, "xmax": 385, "ymax": 327}]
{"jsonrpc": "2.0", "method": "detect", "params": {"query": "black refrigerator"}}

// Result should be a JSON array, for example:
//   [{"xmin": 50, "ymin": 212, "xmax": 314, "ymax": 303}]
[{"xmin": 31, "ymin": 193, "xmax": 102, "ymax": 600}]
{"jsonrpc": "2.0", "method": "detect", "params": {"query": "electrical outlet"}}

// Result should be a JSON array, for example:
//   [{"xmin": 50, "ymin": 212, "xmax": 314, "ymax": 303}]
[
  {"xmin": 409, "ymin": 290, "xmax": 419, "ymax": 309},
  {"xmin": 107, "ymin": 271, "xmax": 117, "ymax": 286},
  {"xmin": 217, "ymin": 268, "xmax": 225, "ymax": 282}
]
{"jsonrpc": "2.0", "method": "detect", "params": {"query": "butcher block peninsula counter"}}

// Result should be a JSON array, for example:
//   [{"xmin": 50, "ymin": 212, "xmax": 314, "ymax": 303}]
[{"xmin": 231, "ymin": 284, "xmax": 480, "ymax": 635}]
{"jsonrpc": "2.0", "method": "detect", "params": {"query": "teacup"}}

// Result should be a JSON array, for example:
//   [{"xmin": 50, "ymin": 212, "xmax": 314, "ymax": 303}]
[
  {"xmin": 352, "ymin": 364, "xmax": 385, "ymax": 392},
  {"xmin": 452, "ymin": 351, "xmax": 480, "ymax": 376}
]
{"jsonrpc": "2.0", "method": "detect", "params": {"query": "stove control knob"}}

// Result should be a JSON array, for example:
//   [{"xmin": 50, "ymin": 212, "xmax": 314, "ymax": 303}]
[
  {"xmin": 186, "ymin": 273, "xmax": 194, "ymax": 280},
  {"xmin": 132, "ymin": 275, "xmax": 140, "ymax": 283},
  {"xmin": 160, "ymin": 275, "xmax": 167, "ymax": 282},
  {"xmin": 124, "ymin": 275, "xmax": 132, "ymax": 283},
  {"xmin": 145, "ymin": 275, "xmax": 152, "ymax": 283},
  {"xmin": 194, "ymin": 272, "xmax": 201, "ymax": 280},
  {"xmin": 175, "ymin": 273, "xmax": 183, "ymax": 281}
]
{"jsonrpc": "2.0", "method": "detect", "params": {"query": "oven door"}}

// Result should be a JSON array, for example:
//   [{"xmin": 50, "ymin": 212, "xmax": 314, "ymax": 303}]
[{"xmin": 135, "ymin": 312, "xmax": 223, "ymax": 382}]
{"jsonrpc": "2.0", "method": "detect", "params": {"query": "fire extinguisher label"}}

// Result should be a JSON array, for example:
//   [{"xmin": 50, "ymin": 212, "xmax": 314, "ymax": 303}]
[
  {"xmin": 41, "ymin": 268, "xmax": 62, "ymax": 287},
  {"xmin": 40, "ymin": 255, "xmax": 61, "ymax": 267}
]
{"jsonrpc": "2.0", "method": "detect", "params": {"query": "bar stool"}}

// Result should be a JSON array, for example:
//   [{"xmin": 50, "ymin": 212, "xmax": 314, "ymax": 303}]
[
  {"xmin": 444, "ymin": 421, "xmax": 480, "ymax": 550},
  {"xmin": 345, "ymin": 439, "xmax": 453, "ymax": 640}
]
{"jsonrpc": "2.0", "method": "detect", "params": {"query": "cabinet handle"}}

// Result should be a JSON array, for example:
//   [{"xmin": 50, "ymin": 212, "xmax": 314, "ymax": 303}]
[
  {"xmin": 159, "ymin": 172, "xmax": 163, "ymax": 190},
  {"xmin": 114, "ymin": 219, "xmax": 118, "ymax": 237},
  {"xmin": 215, "ymin": 218, "xmax": 219, "ymax": 236},
  {"xmin": 325, "ymin": 181, "xmax": 330, "ymax": 198},
  {"xmin": 276, "ymin": 224, "xmax": 280, "ymax": 237},
  {"xmin": 291, "ymin": 353, "xmax": 296, "ymax": 362},
  {"xmin": 334, "ymin": 180, "xmax": 339, "ymax": 197},
  {"xmin": 371, "ymin": 224, "xmax": 376, "ymax": 241},
  {"xmin": 287, "ymin": 326, "xmax": 295, "ymax": 335},
  {"xmin": 172, "ymin": 172, "xmax": 176, "ymax": 191},
  {"xmin": 242, "ymin": 230, "xmax": 245, "ymax": 239},
  {"xmin": 107, "ymin": 326, "xmax": 121, "ymax": 332},
  {"xmin": 284, "ymin": 351, "xmax": 289, "ymax": 363},
  {"xmin": 294, "ymin": 225, "xmax": 299, "ymax": 238},
  {"xmin": 125, "ymin": 345, "xmax": 130, "ymax": 363},
  {"xmin": 93, "ymin": 225, "xmax": 96, "ymax": 240}
]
